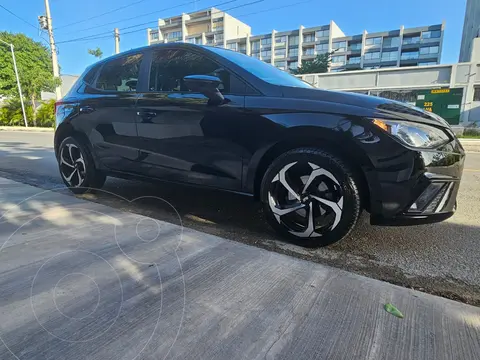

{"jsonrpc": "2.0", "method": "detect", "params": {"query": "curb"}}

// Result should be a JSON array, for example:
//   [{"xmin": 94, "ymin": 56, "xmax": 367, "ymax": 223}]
[{"xmin": 0, "ymin": 126, "xmax": 54, "ymax": 132}]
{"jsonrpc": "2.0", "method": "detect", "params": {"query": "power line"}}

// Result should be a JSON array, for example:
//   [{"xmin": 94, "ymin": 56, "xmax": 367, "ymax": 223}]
[
  {"xmin": 54, "ymin": 0, "xmax": 153, "ymax": 30},
  {"xmin": 57, "ymin": 0, "xmax": 234, "ymax": 37},
  {"xmin": 56, "ymin": 0, "xmax": 257, "ymax": 45},
  {"xmin": 0, "ymin": 4, "xmax": 39, "ymax": 30}
]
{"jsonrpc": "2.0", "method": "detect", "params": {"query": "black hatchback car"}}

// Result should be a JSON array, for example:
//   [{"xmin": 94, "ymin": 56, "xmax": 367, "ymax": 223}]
[{"xmin": 54, "ymin": 43, "xmax": 465, "ymax": 247}]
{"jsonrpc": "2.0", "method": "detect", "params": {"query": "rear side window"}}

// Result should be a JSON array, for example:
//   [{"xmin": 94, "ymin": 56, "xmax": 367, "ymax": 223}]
[
  {"xmin": 95, "ymin": 54, "xmax": 143, "ymax": 92},
  {"xmin": 83, "ymin": 65, "xmax": 99, "ymax": 85}
]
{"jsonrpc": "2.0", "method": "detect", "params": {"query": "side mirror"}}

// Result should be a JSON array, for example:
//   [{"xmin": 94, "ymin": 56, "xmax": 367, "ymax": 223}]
[{"xmin": 183, "ymin": 75, "xmax": 225, "ymax": 105}]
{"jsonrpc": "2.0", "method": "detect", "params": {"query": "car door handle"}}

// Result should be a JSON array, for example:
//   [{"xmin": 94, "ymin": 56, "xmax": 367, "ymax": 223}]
[
  {"xmin": 79, "ymin": 106, "xmax": 94, "ymax": 114},
  {"xmin": 137, "ymin": 111, "xmax": 157, "ymax": 118}
]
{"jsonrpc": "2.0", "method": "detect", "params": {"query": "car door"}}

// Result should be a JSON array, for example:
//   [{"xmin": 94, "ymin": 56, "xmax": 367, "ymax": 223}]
[
  {"xmin": 78, "ymin": 52, "xmax": 144, "ymax": 173},
  {"xmin": 134, "ymin": 47, "xmax": 249, "ymax": 191}
]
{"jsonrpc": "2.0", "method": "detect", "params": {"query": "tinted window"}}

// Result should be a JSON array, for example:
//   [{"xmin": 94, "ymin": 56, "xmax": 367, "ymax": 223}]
[
  {"xmin": 148, "ymin": 49, "xmax": 231, "ymax": 93},
  {"xmin": 83, "ymin": 65, "xmax": 99, "ymax": 85},
  {"xmin": 95, "ymin": 54, "xmax": 142, "ymax": 92},
  {"xmin": 206, "ymin": 47, "xmax": 313, "ymax": 89}
]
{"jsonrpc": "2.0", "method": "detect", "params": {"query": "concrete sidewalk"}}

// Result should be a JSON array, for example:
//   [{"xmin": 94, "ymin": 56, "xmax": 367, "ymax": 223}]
[{"xmin": 0, "ymin": 177, "xmax": 479, "ymax": 360}]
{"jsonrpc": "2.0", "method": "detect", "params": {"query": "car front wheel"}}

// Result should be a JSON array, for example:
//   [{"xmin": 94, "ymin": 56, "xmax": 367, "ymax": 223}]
[
  {"xmin": 261, "ymin": 148, "xmax": 362, "ymax": 247},
  {"xmin": 58, "ymin": 136, "xmax": 106, "ymax": 194}
]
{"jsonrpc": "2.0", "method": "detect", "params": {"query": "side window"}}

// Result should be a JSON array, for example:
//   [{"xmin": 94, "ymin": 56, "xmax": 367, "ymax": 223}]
[
  {"xmin": 148, "ymin": 49, "xmax": 231, "ymax": 93},
  {"xmin": 83, "ymin": 65, "xmax": 100, "ymax": 85},
  {"xmin": 95, "ymin": 54, "xmax": 142, "ymax": 92}
]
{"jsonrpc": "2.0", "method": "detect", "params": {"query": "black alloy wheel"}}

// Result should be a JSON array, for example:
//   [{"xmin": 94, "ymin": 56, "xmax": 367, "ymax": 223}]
[
  {"xmin": 261, "ymin": 148, "xmax": 361, "ymax": 247},
  {"xmin": 58, "ymin": 136, "xmax": 106, "ymax": 194}
]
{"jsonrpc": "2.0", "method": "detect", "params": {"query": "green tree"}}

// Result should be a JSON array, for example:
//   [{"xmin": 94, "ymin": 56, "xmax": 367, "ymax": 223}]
[
  {"xmin": 88, "ymin": 47, "xmax": 103, "ymax": 59},
  {"xmin": 292, "ymin": 51, "xmax": 334, "ymax": 75},
  {"xmin": 36, "ymin": 99, "xmax": 56, "ymax": 127},
  {"xmin": 0, "ymin": 32, "xmax": 60, "ymax": 126}
]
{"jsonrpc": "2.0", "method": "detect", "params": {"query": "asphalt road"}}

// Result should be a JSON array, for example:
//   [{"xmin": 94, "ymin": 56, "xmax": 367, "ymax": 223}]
[{"xmin": 1, "ymin": 130, "xmax": 480, "ymax": 305}]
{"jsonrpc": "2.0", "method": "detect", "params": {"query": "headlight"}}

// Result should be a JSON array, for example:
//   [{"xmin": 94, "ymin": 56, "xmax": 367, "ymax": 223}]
[{"xmin": 372, "ymin": 118, "xmax": 450, "ymax": 148}]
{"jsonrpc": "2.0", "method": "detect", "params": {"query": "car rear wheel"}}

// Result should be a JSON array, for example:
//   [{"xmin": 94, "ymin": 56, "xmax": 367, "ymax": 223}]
[
  {"xmin": 58, "ymin": 136, "xmax": 106, "ymax": 194},
  {"xmin": 261, "ymin": 148, "xmax": 361, "ymax": 247}
]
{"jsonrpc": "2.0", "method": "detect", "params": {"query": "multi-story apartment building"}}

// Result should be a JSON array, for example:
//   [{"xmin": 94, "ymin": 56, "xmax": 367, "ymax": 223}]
[
  {"xmin": 459, "ymin": 0, "xmax": 480, "ymax": 63},
  {"xmin": 147, "ymin": 7, "xmax": 251, "ymax": 48},
  {"xmin": 147, "ymin": 8, "xmax": 444, "ymax": 72}
]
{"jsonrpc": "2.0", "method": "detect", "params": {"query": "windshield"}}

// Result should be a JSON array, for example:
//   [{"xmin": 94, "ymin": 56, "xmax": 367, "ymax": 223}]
[{"xmin": 205, "ymin": 46, "xmax": 313, "ymax": 89}]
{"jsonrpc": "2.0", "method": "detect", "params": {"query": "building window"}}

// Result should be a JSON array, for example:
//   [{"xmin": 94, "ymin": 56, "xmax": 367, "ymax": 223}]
[
  {"xmin": 289, "ymin": 35, "xmax": 299, "ymax": 46},
  {"xmin": 332, "ymin": 41, "xmax": 347, "ymax": 52},
  {"xmin": 167, "ymin": 31, "xmax": 182, "ymax": 39},
  {"xmin": 303, "ymin": 48, "xmax": 314, "ymax": 56},
  {"xmin": 252, "ymin": 53, "xmax": 260, "ymax": 59},
  {"xmin": 261, "ymin": 37, "xmax": 272, "ymax": 45},
  {"xmin": 381, "ymin": 51, "xmax": 398, "ymax": 61},
  {"xmin": 215, "ymin": 33, "xmax": 224, "ymax": 42},
  {"xmin": 331, "ymin": 55, "xmax": 345, "ymax": 64},
  {"xmin": 251, "ymin": 41, "xmax": 260, "ymax": 50},
  {"xmin": 474, "ymin": 86, "xmax": 480, "ymax": 101},
  {"xmin": 275, "ymin": 35, "xmax": 287, "ymax": 44},
  {"xmin": 364, "ymin": 52, "xmax": 380, "ymax": 60},
  {"xmin": 422, "ymin": 30, "xmax": 441, "ymax": 39},
  {"xmin": 275, "ymin": 61, "xmax": 286, "ymax": 68},
  {"xmin": 349, "ymin": 42, "xmax": 362, "ymax": 51},
  {"xmin": 419, "ymin": 46, "xmax": 439, "ymax": 55},
  {"xmin": 261, "ymin": 50, "xmax": 271, "ymax": 58},
  {"xmin": 288, "ymin": 47, "xmax": 298, "ymax": 57},
  {"xmin": 206, "ymin": 36, "xmax": 213, "ymax": 44},
  {"xmin": 403, "ymin": 36, "xmax": 420, "ymax": 45},
  {"xmin": 418, "ymin": 61, "xmax": 437, "ymax": 66},
  {"xmin": 401, "ymin": 51, "xmax": 419, "ymax": 60},
  {"xmin": 226, "ymin": 43, "xmax": 237, "ymax": 50},
  {"xmin": 315, "ymin": 29, "xmax": 329, "ymax": 39},
  {"xmin": 275, "ymin": 48, "xmax": 286, "ymax": 57},
  {"xmin": 212, "ymin": 17, "xmax": 223, "ymax": 23},
  {"xmin": 96, "ymin": 54, "xmax": 142, "ymax": 92},
  {"xmin": 288, "ymin": 61, "xmax": 298, "ymax": 70},
  {"xmin": 316, "ymin": 43, "xmax": 329, "ymax": 53},
  {"xmin": 365, "ymin": 37, "xmax": 382, "ymax": 46},
  {"xmin": 383, "ymin": 37, "xmax": 400, "ymax": 48},
  {"xmin": 330, "ymin": 68, "xmax": 344, "ymax": 72},
  {"xmin": 150, "ymin": 31, "xmax": 159, "ymax": 41},
  {"xmin": 186, "ymin": 38, "xmax": 195, "ymax": 44},
  {"xmin": 304, "ymin": 33, "xmax": 315, "ymax": 42},
  {"xmin": 348, "ymin": 56, "xmax": 361, "ymax": 64}
]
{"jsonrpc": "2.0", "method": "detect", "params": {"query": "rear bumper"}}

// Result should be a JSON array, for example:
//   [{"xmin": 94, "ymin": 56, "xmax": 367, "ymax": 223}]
[{"xmin": 368, "ymin": 137, "xmax": 465, "ymax": 226}]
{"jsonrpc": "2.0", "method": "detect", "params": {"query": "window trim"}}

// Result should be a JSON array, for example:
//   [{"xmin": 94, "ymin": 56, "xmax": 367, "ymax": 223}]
[{"xmin": 143, "ymin": 46, "xmax": 252, "ymax": 96}]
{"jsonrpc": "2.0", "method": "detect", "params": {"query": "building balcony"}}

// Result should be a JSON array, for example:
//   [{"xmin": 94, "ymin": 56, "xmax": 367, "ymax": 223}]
[
  {"xmin": 345, "ymin": 63, "xmax": 361, "ymax": 70},
  {"xmin": 160, "ymin": 21, "xmax": 182, "ymax": 29},
  {"xmin": 400, "ymin": 54, "xmax": 419, "ymax": 60}
]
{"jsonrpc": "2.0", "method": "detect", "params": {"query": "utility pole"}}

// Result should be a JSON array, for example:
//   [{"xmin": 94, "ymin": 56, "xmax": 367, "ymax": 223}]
[
  {"xmin": 43, "ymin": 0, "xmax": 61, "ymax": 99},
  {"xmin": 0, "ymin": 39, "xmax": 28, "ymax": 127},
  {"xmin": 114, "ymin": 28, "xmax": 120, "ymax": 54}
]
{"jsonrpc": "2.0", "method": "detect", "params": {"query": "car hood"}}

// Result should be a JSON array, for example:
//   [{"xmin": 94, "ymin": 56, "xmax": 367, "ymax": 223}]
[{"xmin": 280, "ymin": 86, "xmax": 451, "ymax": 128}]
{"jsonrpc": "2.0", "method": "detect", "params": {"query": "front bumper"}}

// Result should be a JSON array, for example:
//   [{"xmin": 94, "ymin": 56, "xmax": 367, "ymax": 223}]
[{"xmin": 369, "ymin": 137, "xmax": 465, "ymax": 226}]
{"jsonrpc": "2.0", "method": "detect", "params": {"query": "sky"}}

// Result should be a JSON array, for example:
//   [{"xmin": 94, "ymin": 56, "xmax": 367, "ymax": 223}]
[{"xmin": 0, "ymin": 0, "xmax": 468, "ymax": 75}]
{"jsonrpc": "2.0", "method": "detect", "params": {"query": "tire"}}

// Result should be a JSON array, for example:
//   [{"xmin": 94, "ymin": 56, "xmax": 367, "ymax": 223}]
[
  {"xmin": 57, "ymin": 136, "xmax": 106, "ymax": 194},
  {"xmin": 260, "ymin": 147, "xmax": 361, "ymax": 247}
]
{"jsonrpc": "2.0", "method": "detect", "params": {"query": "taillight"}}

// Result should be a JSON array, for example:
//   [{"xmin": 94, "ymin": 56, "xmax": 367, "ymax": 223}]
[{"xmin": 55, "ymin": 100, "xmax": 63, "ymax": 115}]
